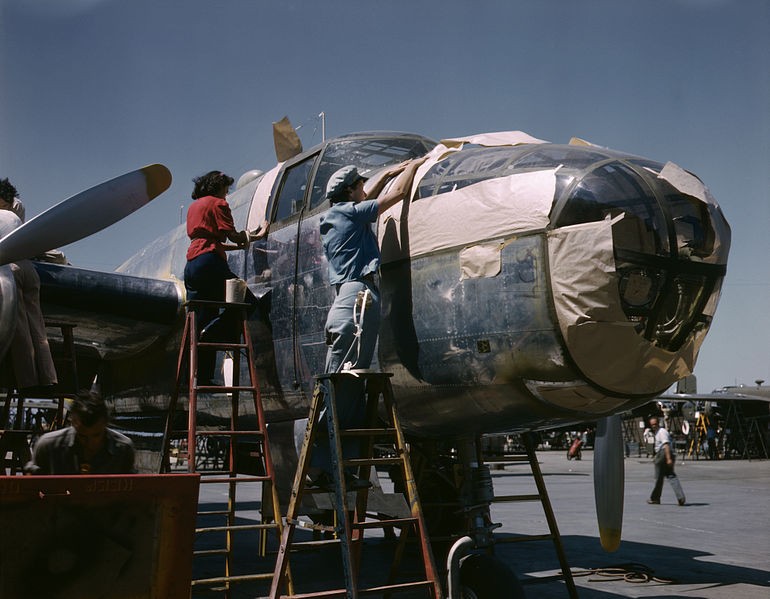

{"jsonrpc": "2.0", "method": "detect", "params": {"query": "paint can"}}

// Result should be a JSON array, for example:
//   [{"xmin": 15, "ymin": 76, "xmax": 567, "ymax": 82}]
[{"xmin": 225, "ymin": 278, "xmax": 247, "ymax": 303}]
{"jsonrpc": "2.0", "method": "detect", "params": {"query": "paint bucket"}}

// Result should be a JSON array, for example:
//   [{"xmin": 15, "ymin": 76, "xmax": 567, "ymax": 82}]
[{"xmin": 225, "ymin": 278, "xmax": 247, "ymax": 303}]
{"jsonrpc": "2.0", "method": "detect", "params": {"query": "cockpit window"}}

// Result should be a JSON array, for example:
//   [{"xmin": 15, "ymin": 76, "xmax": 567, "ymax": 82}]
[
  {"xmin": 555, "ymin": 161, "xmax": 670, "ymax": 257},
  {"xmin": 273, "ymin": 157, "xmax": 316, "ymax": 222},
  {"xmin": 416, "ymin": 147, "xmax": 524, "ymax": 199},
  {"xmin": 309, "ymin": 136, "xmax": 433, "ymax": 209}
]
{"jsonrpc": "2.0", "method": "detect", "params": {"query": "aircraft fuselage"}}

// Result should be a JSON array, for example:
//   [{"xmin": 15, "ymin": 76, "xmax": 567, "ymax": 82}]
[{"xmin": 54, "ymin": 131, "xmax": 730, "ymax": 438}]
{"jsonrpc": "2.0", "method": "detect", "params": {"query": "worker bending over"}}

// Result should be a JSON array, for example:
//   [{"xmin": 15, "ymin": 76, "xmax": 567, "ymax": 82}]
[{"xmin": 25, "ymin": 390, "xmax": 135, "ymax": 475}]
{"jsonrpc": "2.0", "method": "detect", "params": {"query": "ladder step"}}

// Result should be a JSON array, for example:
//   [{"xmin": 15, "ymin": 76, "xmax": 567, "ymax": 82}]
[
  {"xmin": 280, "ymin": 580, "xmax": 436, "ymax": 598},
  {"xmin": 197, "ymin": 509, "xmax": 231, "ymax": 516},
  {"xmin": 492, "ymin": 494, "xmax": 542, "ymax": 502},
  {"xmin": 197, "ymin": 522, "xmax": 280, "ymax": 534},
  {"xmin": 287, "ymin": 539, "xmax": 341, "ymax": 550},
  {"xmin": 342, "ymin": 457, "xmax": 402, "ymax": 467},
  {"xmin": 287, "ymin": 518, "xmax": 336, "ymax": 534},
  {"xmin": 196, "ymin": 341, "xmax": 249, "ymax": 349},
  {"xmin": 339, "ymin": 427, "xmax": 397, "ymax": 437},
  {"xmin": 192, "ymin": 572, "xmax": 274, "ymax": 586},
  {"xmin": 485, "ymin": 455, "xmax": 530, "ymax": 463},
  {"xmin": 199, "ymin": 475, "xmax": 271, "ymax": 484},
  {"xmin": 352, "ymin": 517, "xmax": 417, "ymax": 530},
  {"xmin": 194, "ymin": 385, "xmax": 259, "ymax": 392},
  {"xmin": 194, "ymin": 430, "xmax": 265, "ymax": 437}
]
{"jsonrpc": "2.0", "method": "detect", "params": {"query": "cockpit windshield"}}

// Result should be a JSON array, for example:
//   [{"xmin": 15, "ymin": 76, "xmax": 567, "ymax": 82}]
[
  {"xmin": 309, "ymin": 134, "xmax": 435, "ymax": 209},
  {"xmin": 555, "ymin": 161, "xmax": 670, "ymax": 257}
]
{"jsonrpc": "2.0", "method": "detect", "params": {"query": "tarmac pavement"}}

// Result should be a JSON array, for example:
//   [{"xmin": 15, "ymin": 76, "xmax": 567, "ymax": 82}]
[{"xmin": 194, "ymin": 450, "xmax": 770, "ymax": 598}]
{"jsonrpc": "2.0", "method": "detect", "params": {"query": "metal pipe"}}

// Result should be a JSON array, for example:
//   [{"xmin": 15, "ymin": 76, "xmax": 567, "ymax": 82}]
[{"xmin": 447, "ymin": 535, "xmax": 474, "ymax": 599}]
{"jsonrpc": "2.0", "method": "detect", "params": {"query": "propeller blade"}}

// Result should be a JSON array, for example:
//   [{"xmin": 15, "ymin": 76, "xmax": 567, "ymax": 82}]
[
  {"xmin": 594, "ymin": 415, "xmax": 625, "ymax": 552},
  {"xmin": 0, "ymin": 164, "xmax": 172, "ymax": 266}
]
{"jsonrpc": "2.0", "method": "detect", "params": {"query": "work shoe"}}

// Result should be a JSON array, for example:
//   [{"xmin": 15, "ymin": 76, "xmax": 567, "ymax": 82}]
[
  {"xmin": 647, "ymin": 499, "xmax": 660, "ymax": 504},
  {"xmin": 344, "ymin": 472, "xmax": 373, "ymax": 491},
  {"xmin": 305, "ymin": 472, "xmax": 334, "ymax": 491},
  {"xmin": 304, "ymin": 472, "xmax": 372, "ymax": 492}
]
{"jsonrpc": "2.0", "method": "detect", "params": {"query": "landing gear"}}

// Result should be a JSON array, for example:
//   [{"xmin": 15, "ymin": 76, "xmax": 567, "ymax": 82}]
[
  {"xmin": 460, "ymin": 554, "xmax": 525, "ymax": 599},
  {"xmin": 407, "ymin": 436, "xmax": 529, "ymax": 598}
]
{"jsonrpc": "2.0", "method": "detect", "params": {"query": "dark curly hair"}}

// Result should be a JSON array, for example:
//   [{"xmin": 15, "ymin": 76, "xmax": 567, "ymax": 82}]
[
  {"xmin": 191, "ymin": 171, "xmax": 235, "ymax": 199},
  {"xmin": 0, "ymin": 177, "xmax": 18, "ymax": 203},
  {"xmin": 70, "ymin": 389, "xmax": 109, "ymax": 427}
]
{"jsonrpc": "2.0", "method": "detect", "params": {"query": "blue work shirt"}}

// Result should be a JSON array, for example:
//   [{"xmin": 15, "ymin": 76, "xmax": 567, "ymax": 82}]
[{"xmin": 320, "ymin": 199, "xmax": 380, "ymax": 284}]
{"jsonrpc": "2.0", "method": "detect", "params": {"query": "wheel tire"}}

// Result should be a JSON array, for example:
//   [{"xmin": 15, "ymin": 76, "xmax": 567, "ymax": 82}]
[{"xmin": 460, "ymin": 554, "xmax": 525, "ymax": 599}]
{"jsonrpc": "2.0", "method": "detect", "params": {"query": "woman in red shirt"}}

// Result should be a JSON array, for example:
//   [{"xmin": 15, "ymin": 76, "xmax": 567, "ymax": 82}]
[{"xmin": 183, "ymin": 170, "xmax": 260, "ymax": 383}]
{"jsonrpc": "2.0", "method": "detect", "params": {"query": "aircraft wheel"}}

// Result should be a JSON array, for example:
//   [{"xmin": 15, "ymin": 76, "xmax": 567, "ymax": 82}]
[{"xmin": 460, "ymin": 554, "xmax": 525, "ymax": 599}]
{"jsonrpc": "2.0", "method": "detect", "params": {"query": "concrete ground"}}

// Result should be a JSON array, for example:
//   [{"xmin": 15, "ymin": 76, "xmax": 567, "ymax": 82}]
[{"xmin": 194, "ymin": 451, "xmax": 770, "ymax": 598}]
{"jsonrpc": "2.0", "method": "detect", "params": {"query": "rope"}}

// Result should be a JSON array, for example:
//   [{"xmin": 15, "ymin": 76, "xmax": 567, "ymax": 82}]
[
  {"xmin": 568, "ymin": 562, "xmax": 677, "ymax": 584},
  {"xmin": 338, "ymin": 288, "xmax": 371, "ymax": 374}
]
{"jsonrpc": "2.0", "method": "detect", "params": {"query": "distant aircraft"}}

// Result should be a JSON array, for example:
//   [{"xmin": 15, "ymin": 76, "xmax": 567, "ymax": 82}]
[{"xmin": 0, "ymin": 124, "xmax": 731, "ymax": 595}]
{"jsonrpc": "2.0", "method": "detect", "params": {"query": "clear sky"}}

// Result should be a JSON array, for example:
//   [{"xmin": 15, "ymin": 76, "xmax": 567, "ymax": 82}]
[{"xmin": 1, "ymin": 0, "xmax": 768, "ymax": 394}]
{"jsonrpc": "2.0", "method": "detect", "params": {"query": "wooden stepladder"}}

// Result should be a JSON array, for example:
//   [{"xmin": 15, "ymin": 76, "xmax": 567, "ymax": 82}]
[
  {"xmin": 484, "ymin": 433, "xmax": 578, "ymax": 599},
  {"xmin": 160, "ymin": 299, "xmax": 290, "ymax": 597},
  {"xmin": 270, "ymin": 371, "xmax": 441, "ymax": 599}
]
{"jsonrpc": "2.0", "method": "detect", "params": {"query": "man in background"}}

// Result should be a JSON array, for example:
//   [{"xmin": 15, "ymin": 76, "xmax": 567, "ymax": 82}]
[
  {"xmin": 647, "ymin": 416, "xmax": 686, "ymax": 506},
  {"xmin": 25, "ymin": 390, "xmax": 135, "ymax": 474},
  {"xmin": 0, "ymin": 177, "xmax": 58, "ymax": 394}
]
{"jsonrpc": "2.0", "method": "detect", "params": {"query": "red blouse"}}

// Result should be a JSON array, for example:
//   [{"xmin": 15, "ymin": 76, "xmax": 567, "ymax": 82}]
[{"xmin": 186, "ymin": 195, "xmax": 236, "ymax": 261}]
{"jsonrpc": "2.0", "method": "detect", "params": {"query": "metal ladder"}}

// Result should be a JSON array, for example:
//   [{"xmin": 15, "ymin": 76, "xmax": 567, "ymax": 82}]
[
  {"xmin": 270, "ymin": 371, "xmax": 441, "ymax": 599},
  {"xmin": 483, "ymin": 433, "xmax": 578, "ymax": 599},
  {"xmin": 160, "ymin": 299, "xmax": 289, "ymax": 597}
]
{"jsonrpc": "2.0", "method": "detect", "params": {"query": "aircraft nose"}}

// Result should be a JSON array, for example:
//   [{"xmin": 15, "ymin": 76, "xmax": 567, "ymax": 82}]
[{"xmin": 548, "ymin": 158, "xmax": 729, "ymax": 396}]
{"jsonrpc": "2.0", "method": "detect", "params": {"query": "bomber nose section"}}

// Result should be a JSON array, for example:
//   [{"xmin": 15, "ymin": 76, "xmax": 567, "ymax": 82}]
[{"xmin": 548, "ymin": 155, "xmax": 730, "ymax": 396}]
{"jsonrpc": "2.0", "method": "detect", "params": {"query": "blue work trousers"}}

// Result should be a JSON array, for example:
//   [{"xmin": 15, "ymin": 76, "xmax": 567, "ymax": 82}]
[
  {"xmin": 312, "ymin": 280, "xmax": 380, "ymax": 473},
  {"xmin": 183, "ymin": 252, "xmax": 257, "ymax": 380}
]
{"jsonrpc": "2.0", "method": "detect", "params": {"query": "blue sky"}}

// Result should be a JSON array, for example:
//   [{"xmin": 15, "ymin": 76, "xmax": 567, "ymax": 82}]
[{"xmin": 1, "ymin": 0, "xmax": 768, "ymax": 394}]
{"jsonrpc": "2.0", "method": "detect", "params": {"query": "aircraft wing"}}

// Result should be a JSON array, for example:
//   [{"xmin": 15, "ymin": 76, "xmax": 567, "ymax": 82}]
[
  {"xmin": 659, "ymin": 392, "xmax": 770, "ymax": 403},
  {"xmin": 36, "ymin": 261, "xmax": 183, "ymax": 359}
]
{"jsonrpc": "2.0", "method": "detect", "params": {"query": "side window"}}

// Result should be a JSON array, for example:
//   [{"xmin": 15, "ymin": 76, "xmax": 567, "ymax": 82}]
[{"xmin": 273, "ymin": 158, "xmax": 315, "ymax": 222}]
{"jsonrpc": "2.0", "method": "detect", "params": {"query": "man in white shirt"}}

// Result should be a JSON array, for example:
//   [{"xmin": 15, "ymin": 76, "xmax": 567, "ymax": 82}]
[{"xmin": 647, "ymin": 417, "xmax": 686, "ymax": 506}]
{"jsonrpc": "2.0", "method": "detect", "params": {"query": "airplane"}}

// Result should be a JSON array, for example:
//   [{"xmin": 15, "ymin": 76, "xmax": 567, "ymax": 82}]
[{"xmin": 0, "ymin": 123, "xmax": 731, "ymax": 596}]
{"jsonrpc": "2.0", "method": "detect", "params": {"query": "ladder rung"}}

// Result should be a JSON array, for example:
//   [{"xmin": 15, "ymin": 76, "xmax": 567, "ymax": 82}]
[
  {"xmin": 199, "ymin": 475, "xmax": 271, "ymax": 484},
  {"xmin": 492, "ymin": 494, "xmax": 542, "ymax": 502},
  {"xmin": 194, "ymin": 430, "xmax": 264, "ymax": 437},
  {"xmin": 280, "ymin": 580, "xmax": 436, "ymax": 598},
  {"xmin": 359, "ymin": 580, "xmax": 436, "ymax": 595},
  {"xmin": 196, "ymin": 341, "xmax": 249, "ymax": 349},
  {"xmin": 484, "ymin": 455, "xmax": 530, "ymax": 463},
  {"xmin": 197, "ymin": 522, "xmax": 280, "ymax": 534},
  {"xmin": 279, "ymin": 590, "xmax": 348, "ymax": 598},
  {"xmin": 342, "ymin": 457, "xmax": 402, "ymax": 467},
  {"xmin": 287, "ymin": 518, "xmax": 336, "ymax": 533},
  {"xmin": 352, "ymin": 517, "xmax": 417, "ymax": 529},
  {"xmin": 192, "ymin": 572, "xmax": 274, "ymax": 586},
  {"xmin": 339, "ymin": 427, "xmax": 396, "ymax": 437},
  {"xmin": 287, "ymin": 539, "xmax": 341, "ymax": 551},
  {"xmin": 194, "ymin": 385, "xmax": 259, "ymax": 392},
  {"xmin": 197, "ymin": 509, "xmax": 230, "ymax": 516}
]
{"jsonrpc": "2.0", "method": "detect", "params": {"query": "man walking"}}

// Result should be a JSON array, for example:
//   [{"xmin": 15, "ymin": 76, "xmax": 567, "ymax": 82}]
[{"xmin": 647, "ymin": 416, "xmax": 686, "ymax": 506}]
